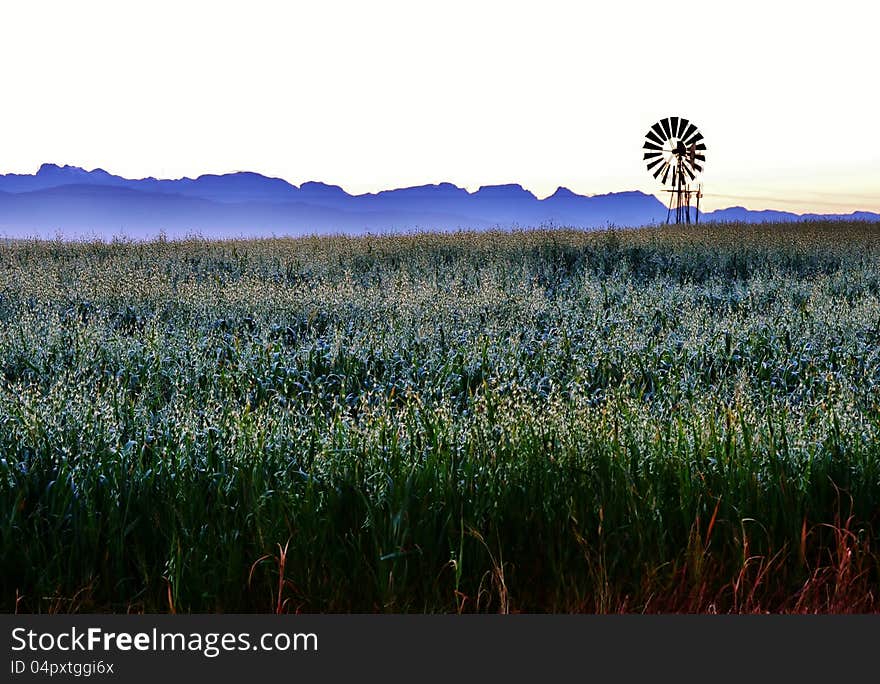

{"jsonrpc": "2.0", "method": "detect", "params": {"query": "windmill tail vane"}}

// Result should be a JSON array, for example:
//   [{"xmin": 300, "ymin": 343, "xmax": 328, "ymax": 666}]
[{"xmin": 643, "ymin": 116, "xmax": 707, "ymax": 225}]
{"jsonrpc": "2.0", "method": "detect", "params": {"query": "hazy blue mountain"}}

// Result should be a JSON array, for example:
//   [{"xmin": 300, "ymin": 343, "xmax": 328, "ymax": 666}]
[
  {"xmin": 701, "ymin": 206, "xmax": 880, "ymax": 224},
  {"xmin": 540, "ymin": 188, "xmax": 670, "ymax": 227},
  {"xmin": 0, "ymin": 164, "xmax": 132, "ymax": 193},
  {"xmin": 703, "ymin": 206, "xmax": 800, "ymax": 222},
  {"xmin": 0, "ymin": 185, "xmax": 490, "ymax": 239},
  {"xmin": 0, "ymin": 165, "xmax": 877, "ymax": 239}
]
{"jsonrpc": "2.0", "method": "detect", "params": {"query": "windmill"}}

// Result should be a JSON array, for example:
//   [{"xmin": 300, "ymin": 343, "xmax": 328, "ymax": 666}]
[{"xmin": 643, "ymin": 117, "xmax": 706, "ymax": 224}]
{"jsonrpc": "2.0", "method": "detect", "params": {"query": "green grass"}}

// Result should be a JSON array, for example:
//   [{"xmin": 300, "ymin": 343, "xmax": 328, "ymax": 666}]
[{"xmin": 1, "ymin": 222, "xmax": 880, "ymax": 612}]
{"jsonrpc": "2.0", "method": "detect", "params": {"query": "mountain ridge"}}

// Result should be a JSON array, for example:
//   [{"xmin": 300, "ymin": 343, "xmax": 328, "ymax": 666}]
[{"xmin": 0, "ymin": 164, "xmax": 877, "ymax": 239}]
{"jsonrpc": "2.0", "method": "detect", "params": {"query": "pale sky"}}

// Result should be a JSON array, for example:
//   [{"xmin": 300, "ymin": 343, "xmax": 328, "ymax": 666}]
[{"xmin": 1, "ymin": 1, "xmax": 878, "ymax": 213}]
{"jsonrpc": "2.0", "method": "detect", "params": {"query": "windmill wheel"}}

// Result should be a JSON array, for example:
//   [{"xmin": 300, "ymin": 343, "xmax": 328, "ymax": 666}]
[{"xmin": 643, "ymin": 116, "xmax": 706, "ymax": 187}]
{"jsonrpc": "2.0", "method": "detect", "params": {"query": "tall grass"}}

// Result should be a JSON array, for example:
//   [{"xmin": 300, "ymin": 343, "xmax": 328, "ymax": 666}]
[{"xmin": 1, "ymin": 222, "xmax": 879, "ymax": 612}]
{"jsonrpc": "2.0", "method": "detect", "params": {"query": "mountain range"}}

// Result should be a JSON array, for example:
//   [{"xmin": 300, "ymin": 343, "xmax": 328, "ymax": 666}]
[{"xmin": 0, "ymin": 164, "xmax": 877, "ymax": 239}]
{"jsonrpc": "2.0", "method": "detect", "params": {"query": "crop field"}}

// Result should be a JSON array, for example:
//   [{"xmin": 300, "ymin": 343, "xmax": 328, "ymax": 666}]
[{"xmin": 2, "ymin": 222, "xmax": 880, "ymax": 613}]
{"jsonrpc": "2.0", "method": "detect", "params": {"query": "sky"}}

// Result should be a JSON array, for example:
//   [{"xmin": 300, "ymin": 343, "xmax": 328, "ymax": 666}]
[{"xmin": 0, "ymin": 0, "xmax": 878, "ymax": 213}]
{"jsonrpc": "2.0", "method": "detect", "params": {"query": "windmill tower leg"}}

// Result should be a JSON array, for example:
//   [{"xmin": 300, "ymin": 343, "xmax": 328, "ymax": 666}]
[
  {"xmin": 685, "ymin": 186, "xmax": 691, "ymax": 225},
  {"xmin": 676, "ymin": 162, "xmax": 685, "ymax": 224}
]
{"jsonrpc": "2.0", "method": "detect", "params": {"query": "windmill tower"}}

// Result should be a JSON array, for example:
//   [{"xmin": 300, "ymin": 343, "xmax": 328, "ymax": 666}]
[{"xmin": 643, "ymin": 117, "xmax": 706, "ymax": 224}]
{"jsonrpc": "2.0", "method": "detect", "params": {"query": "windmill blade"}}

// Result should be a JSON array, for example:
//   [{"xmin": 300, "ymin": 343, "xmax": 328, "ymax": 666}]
[
  {"xmin": 677, "ymin": 118, "xmax": 689, "ymax": 139},
  {"xmin": 683, "ymin": 154, "xmax": 704, "ymax": 174},
  {"xmin": 661, "ymin": 164, "xmax": 671, "ymax": 185},
  {"xmin": 683, "ymin": 164, "xmax": 696, "ymax": 181},
  {"xmin": 681, "ymin": 122, "xmax": 696, "ymax": 142},
  {"xmin": 670, "ymin": 116, "xmax": 680, "ymax": 138},
  {"xmin": 677, "ymin": 118, "xmax": 691, "ymax": 139},
  {"xmin": 645, "ymin": 129, "xmax": 664, "ymax": 146},
  {"xmin": 684, "ymin": 130, "xmax": 704, "ymax": 146},
  {"xmin": 654, "ymin": 160, "xmax": 670, "ymax": 180},
  {"xmin": 694, "ymin": 142, "xmax": 707, "ymax": 151},
  {"xmin": 646, "ymin": 157, "xmax": 664, "ymax": 172},
  {"xmin": 643, "ymin": 151, "xmax": 663, "ymax": 161},
  {"xmin": 651, "ymin": 121, "xmax": 666, "ymax": 141},
  {"xmin": 660, "ymin": 118, "xmax": 672, "ymax": 139},
  {"xmin": 694, "ymin": 153, "xmax": 706, "ymax": 162},
  {"xmin": 643, "ymin": 141, "xmax": 663, "ymax": 151}
]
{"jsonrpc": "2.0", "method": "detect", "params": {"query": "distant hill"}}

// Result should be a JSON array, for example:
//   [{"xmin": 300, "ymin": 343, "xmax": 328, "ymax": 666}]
[{"xmin": 0, "ymin": 164, "xmax": 877, "ymax": 239}]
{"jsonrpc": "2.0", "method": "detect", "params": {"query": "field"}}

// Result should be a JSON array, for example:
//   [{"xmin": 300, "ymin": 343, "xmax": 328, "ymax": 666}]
[{"xmin": 2, "ymin": 222, "xmax": 880, "ymax": 613}]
